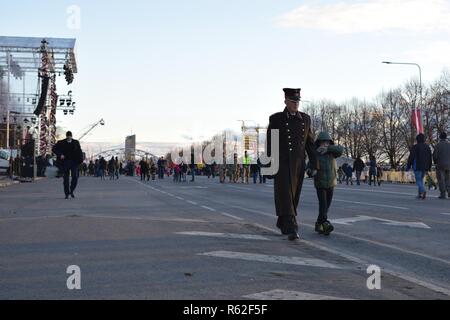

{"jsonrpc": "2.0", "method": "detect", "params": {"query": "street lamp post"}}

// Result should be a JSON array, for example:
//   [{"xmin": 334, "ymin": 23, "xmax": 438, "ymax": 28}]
[{"xmin": 382, "ymin": 61, "xmax": 423, "ymax": 134}]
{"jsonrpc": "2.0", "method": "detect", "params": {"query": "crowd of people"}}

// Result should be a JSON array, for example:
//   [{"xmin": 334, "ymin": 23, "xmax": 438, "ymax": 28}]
[{"xmin": 337, "ymin": 157, "xmax": 384, "ymax": 186}]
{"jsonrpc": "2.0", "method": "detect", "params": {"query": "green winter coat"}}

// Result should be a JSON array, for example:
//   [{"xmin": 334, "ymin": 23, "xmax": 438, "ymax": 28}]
[{"xmin": 313, "ymin": 132, "xmax": 344, "ymax": 189}]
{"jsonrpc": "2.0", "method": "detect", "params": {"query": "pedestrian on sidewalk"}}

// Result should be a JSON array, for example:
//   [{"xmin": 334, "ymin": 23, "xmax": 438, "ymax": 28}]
[
  {"xmin": 114, "ymin": 157, "xmax": 120, "ymax": 180},
  {"xmin": 337, "ymin": 166, "xmax": 344, "ymax": 184},
  {"xmin": 425, "ymin": 172, "xmax": 437, "ymax": 191},
  {"xmin": 108, "ymin": 157, "xmax": 116, "ymax": 180},
  {"xmin": 353, "ymin": 155, "xmax": 365, "ymax": 186},
  {"xmin": 310, "ymin": 132, "xmax": 344, "ymax": 236},
  {"xmin": 243, "ymin": 150, "xmax": 250, "ymax": 184},
  {"xmin": 182, "ymin": 162, "xmax": 188, "ymax": 182},
  {"xmin": 150, "ymin": 161, "xmax": 157, "ymax": 181},
  {"xmin": 368, "ymin": 155, "xmax": 377, "ymax": 186},
  {"xmin": 99, "ymin": 157, "xmax": 107, "ymax": 180},
  {"xmin": 407, "ymin": 133, "xmax": 432, "ymax": 199},
  {"xmin": 343, "ymin": 163, "xmax": 353, "ymax": 185},
  {"xmin": 376, "ymin": 164, "xmax": 383, "ymax": 186},
  {"xmin": 250, "ymin": 162, "xmax": 259, "ymax": 184},
  {"xmin": 52, "ymin": 131, "xmax": 84, "ymax": 199},
  {"xmin": 433, "ymin": 132, "xmax": 450, "ymax": 199},
  {"xmin": 139, "ymin": 159, "xmax": 148, "ymax": 181}
]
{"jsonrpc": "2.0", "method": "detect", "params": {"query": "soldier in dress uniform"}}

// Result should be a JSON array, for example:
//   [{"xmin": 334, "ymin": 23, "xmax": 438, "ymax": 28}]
[{"xmin": 266, "ymin": 88, "xmax": 317, "ymax": 240}]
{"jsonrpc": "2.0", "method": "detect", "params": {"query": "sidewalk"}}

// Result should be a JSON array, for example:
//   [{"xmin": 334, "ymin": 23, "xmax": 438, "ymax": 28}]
[
  {"xmin": 0, "ymin": 177, "xmax": 19, "ymax": 188},
  {"xmin": 0, "ymin": 176, "xmax": 45, "ymax": 188}
]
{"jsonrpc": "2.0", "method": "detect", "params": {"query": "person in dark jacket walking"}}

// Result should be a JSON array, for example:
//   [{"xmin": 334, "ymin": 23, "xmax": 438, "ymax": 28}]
[
  {"xmin": 250, "ymin": 162, "xmax": 259, "ymax": 184},
  {"xmin": 368, "ymin": 156, "xmax": 377, "ymax": 186},
  {"xmin": 407, "ymin": 133, "xmax": 432, "ymax": 199},
  {"xmin": 266, "ymin": 88, "xmax": 317, "ymax": 241},
  {"xmin": 139, "ymin": 159, "xmax": 149, "ymax": 181},
  {"xmin": 52, "ymin": 131, "xmax": 84, "ymax": 199},
  {"xmin": 342, "ymin": 163, "xmax": 353, "ymax": 185},
  {"xmin": 376, "ymin": 165, "xmax": 383, "ymax": 186},
  {"xmin": 433, "ymin": 132, "xmax": 450, "ymax": 199},
  {"xmin": 311, "ymin": 132, "xmax": 344, "ymax": 236},
  {"xmin": 353, "ymin": 156, "xmax": 365, "ymax": 186},
  {"xmin": 108, "ymin": 157, "xmax": 116, "ymax": 180}
]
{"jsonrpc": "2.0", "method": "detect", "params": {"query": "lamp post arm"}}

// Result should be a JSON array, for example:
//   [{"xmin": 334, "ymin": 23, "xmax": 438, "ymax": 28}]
[{"xmin": 78, "ymin": 119, "xmax": 105, "ymax": 141}]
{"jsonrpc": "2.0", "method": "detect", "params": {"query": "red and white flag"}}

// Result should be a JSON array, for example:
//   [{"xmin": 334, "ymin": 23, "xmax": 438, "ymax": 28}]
[{"xmin": 411, "ymin": 108, "xmax": 424, "ymax": 134}]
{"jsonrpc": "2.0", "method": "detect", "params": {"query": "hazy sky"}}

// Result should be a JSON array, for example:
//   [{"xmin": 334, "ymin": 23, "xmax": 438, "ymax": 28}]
[{"xmin": 1, "ymin": 0, "xmax": 449, "ymax": 143}]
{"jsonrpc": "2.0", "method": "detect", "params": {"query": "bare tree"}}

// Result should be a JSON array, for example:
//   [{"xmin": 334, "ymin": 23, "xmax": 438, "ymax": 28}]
[{"xmin": 378, "ymin": 90, "xmax": 409, "ymax": 168}]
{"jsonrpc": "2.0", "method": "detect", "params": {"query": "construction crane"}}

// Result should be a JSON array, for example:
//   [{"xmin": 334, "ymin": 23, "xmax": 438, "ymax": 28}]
[{"xmin": 78, "ymin": 119, "xmax": 105, "ymax": 141}]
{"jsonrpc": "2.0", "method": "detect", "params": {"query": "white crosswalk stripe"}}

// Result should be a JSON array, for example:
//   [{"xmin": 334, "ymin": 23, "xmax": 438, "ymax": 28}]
[
  {"xmin": 176, "ymin": 231, "xmax": 270, "ymax": 240},
  {"xmin": 198, "ymin": 251, "xmax": 342, "ymax": 269},
  {"xmin": 243, "ymin": 289, "xmax": 350, "ymax": 300}
]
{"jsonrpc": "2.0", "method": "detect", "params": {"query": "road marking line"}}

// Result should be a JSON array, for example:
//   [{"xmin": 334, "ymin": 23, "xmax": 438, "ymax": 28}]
[
  {"xmin": 229, "ymin": 206, "xmax": 273, "ymax": 217},
  {"xmin": 198, "ymin": 251, "xmax": 341, "ymax": 269},
  {"xmin": 201, "ymin": 205, "xmax": 217, "ymax": 212},
  {"xmin": 303, "ymin": 222, "xmax": 448, "ymax": 266},
  {"xmin": 227, "ymin": 185, "xmax": 273, "ymax": 194},
  {"xmin": 176, "ymin": 231, "xmax": 270, "ymax": 240},
  {"xmin": 175, "ymin": 196, "xmax": 185, "ymax": 200},
  {"xmin": 243, "ymin": 221, "xmax": 450, "ymax": 296},
  {"xmin": 331, "ymin": 215, "xmax": 430, "ymax": 229},
  {"xmin": 334, "ymin": 199, "xmax": 409, "ymax": 210},
  {"xmin": 186, "ymin": 200, "xmax": 198, "ymax": 205},
  {"xmin": 219, "ymin": 212, "xmax": 244, "ymax": 221},
  {"xmin": 441, "ymin": 213, "xmax": 450, "ymax": 216},
  {"xmin": 243, "ymin": 289, "xmax": 350, "ymax": 300},
  {"xmin": 69, "ymin": 215, "xmax": 208, "ymax": 223}
]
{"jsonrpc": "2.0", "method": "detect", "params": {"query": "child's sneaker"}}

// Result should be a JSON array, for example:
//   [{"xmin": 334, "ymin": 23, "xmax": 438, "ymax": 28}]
[
  {"xmin": 315, "ymin": 222, "xmax": 323, "ymax": 234},
  {"xmin": 321, "ymin": 221, "xmax": 334, "ymax": 235},
  {"xmin": 315, "ymin": 221, "xmax": 334, "ymax": 236}
]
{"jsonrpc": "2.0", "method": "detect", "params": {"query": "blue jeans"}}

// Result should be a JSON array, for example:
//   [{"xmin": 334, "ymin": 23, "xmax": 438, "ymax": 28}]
[{"xmin": 414, "ymin": 171, "xmax": 426, "ymax": 194}]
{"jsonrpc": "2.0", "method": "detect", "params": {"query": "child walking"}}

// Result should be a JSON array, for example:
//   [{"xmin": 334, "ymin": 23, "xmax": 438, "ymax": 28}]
[{"xmin": 312, "ymin": 132, "xmax": 344, "ymax": 236}]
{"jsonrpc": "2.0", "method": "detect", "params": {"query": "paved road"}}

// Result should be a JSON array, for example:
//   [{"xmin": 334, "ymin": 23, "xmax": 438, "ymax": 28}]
[{"xmin": 0, "ymin": 175, "xmax": 449, "ymax": 299}]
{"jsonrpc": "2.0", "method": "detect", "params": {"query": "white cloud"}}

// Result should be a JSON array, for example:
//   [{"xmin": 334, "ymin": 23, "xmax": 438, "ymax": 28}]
[{"xmin": 276, "ymin": 0, "xmax": 450, "ymax": 34}]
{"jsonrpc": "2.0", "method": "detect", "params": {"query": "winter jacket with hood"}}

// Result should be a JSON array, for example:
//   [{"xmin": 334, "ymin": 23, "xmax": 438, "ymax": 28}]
[{"xmin": 312, "ymin": 132, "xmax": 344, "ymax": 189}]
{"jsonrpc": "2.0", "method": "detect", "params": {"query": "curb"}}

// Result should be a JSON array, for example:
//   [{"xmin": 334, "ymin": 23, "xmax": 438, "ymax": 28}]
[{"xmin": 0, "ymin": 180, "xmax": 20, "ymax": 189}]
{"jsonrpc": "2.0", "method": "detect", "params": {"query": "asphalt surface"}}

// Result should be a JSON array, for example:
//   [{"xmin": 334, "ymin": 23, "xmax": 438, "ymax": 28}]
[{"xmin": 0, "ymin": 175, "xmax": 449, "ymax": 300}]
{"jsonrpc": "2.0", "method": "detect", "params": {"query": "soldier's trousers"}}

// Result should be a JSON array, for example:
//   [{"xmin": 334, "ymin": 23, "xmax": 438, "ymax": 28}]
[{"xmin": 276, "ymin": 215, "xmax": 298, "ymax": 234}]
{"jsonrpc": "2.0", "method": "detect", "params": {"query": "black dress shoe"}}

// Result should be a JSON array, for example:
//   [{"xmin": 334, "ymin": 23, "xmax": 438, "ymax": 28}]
[
  {"xmin": 288, "ymin": 232, "xmax": 299, "ymax": 241},
  {"xmin": 70, "ymin": 193, "xmax": 75, "ymax": 198}
]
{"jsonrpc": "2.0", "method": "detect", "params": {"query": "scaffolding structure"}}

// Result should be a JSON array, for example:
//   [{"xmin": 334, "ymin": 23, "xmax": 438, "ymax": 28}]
[{"xmin": 0, "ymin": 36, "xmax": 77, "ymax": 156}]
